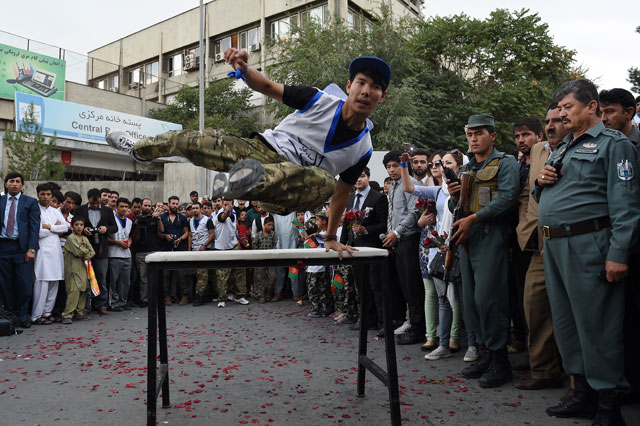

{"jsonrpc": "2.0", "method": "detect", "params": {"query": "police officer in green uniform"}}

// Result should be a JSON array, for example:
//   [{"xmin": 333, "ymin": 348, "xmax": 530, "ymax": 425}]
[
  {"xmin": 534, "ymin": 79, "xmax": 640, "ymax": 426},
  {"xmin": 447, "ymin": 114, "xmax": 519, "ymax": 388}
]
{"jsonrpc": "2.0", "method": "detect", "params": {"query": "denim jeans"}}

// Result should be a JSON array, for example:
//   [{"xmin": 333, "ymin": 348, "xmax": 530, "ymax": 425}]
[{"xmin": 433, "ymin": 277, "xmax": 476, "ymax": 347}]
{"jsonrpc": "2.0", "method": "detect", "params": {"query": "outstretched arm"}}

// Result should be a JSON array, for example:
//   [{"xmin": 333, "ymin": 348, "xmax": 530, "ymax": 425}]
[{"xmin": 224, "ymin": 48, "xmax": 284, "ymax": 102}]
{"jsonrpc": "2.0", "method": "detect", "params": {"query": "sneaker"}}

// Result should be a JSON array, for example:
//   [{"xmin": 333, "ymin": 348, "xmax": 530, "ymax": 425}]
[
  {"xmin": 105, "ymin": 130, "xmax": 151, "ymax": 164},
  {"xmin": 217, "ymin": 301, "xmax": 226, "ymax": 308},
  {"xmin": 464, "ymin": 345, "xmax": 480, "ymax": 362},
  {"xmin": 333, "ymin": 313, "xmax": 346, "ymax": 322},
  {"xmin": 227, "ymin": 294, "xmax": 237, "ymax": 302},
  {"xmin": 211, "ymin": 173, "xmax": 229, "ymax": 200},
  {"xmin": 307, "ymin": 312, "xmax": 327, "ymax": 318},
  {"xmin": 223, "ymin": 159, "xmax": 266, "ymax": 199},
  {"xmin": 394, "ymin": 321, "xmax": 411, "ymax": 335},
  {"xmin": 61, "ymin": 317, "xmax": 73, "ymax": 325},
  {"xmin": 425, "ymin": 346, "xmax": 452, "ymax": 360},
  {"xmin": 236, "ymin": 297, "xmax": 249, "ymax": 305}
]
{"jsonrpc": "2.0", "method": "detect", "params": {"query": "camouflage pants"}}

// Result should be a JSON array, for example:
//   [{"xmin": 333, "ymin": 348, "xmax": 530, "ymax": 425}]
[
  {"xmin": 134, "ymin": 129, "xmax": 336, "ymax": 214},
  {"xmin": 252, "ymin": 267, "xmax": 277, "ymax": 299},
  {"xmin": 307, "ymin": 269, "xmax": 334, "ymax": 316},
  {"xmin": 216, "ymin": 245, "xmax": 247, "ymax": 300},
  {"xmin": 332, "ymin": 265, "xmax": 359, "ymax": 321},
  {"xmin": 195, "ymin": 269, "xmax": 217, "ymax": 297}
]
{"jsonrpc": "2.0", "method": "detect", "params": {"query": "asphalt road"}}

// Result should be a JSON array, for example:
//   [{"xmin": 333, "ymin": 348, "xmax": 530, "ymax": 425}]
[{"xmin": 1, "ymin": 300, "xmax": 638, "ymax": 426}]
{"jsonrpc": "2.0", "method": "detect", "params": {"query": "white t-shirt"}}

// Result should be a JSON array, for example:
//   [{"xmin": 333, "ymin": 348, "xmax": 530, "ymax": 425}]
[{"xmin": 213, "ymin": 208, "xmax": 237, "ymax": 250}]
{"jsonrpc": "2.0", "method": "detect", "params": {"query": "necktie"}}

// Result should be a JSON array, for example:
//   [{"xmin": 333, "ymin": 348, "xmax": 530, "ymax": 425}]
[
  {"xmin": 6, "ymin": 196, "xmax": 16, "ymax": 237},
  {"xmin": 387, "ymin": 182, "xmax": 396, "ymax": 233},
  {"xmin": 354, "ymin": 193, "xmax": 362, "ymax": 211}
]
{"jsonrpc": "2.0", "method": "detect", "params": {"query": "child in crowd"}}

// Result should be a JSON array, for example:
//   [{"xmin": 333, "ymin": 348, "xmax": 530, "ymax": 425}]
[
  {"xmin": 305, "ymin": 210, "xmax": 334, "ymax": 318},
  {"xmin": 252, "ymin": 216, "xmax": 278, "ymax": 303},
  {"xmin": 61, "ymin": 217, "xmax": 95, "ymax": 324}
]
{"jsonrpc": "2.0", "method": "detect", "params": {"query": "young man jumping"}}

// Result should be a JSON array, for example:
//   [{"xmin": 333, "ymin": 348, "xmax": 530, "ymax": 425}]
[{"xmin": 107, "ymin": 48, "xmax": 389, "ymax": 257}]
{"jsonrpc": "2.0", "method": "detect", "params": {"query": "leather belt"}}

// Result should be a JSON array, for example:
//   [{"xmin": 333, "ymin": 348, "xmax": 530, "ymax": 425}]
[{"xmin": 542, "ymin": 217, "xmax": 611, "ymax": 240}]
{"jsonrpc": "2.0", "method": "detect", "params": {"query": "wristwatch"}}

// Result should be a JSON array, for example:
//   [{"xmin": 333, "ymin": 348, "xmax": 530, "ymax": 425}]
[{"xmin": 28, "ymin": 249, "xmax": 36, "ymax": 254}]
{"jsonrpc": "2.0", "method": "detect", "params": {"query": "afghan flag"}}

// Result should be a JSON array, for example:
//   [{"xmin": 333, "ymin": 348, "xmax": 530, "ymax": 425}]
[
  {"xmin": 288, "ymin": 267, "xmax": 299, "ymax": 279},
  {"xmin": 292, "ymin": 219, "xmax": 304, "ymax": 229},
  {"xmin": 304, "ymin": 236, "xmax": 318, "ymax": 249},
  {"xmin": 331, "ymin": 273, "xmax": 345, "ymax": 293}
]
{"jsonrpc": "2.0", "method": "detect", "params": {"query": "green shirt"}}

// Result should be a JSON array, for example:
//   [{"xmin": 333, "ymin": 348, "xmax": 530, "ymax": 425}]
[{"xmin": 536, "ymin": 121, "xmax": 640, "ymax": 263}]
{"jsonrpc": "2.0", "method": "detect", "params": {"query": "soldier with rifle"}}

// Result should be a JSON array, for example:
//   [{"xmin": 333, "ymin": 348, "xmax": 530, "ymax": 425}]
[{"xmin": 446, "ymin": 114, "xmax": 520, "ymax": 388}]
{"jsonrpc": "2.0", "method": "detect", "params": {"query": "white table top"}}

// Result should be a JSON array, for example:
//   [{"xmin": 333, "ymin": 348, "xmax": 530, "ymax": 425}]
[{"xmin": 145, "ymin": 247, "xmax": 388, "ymax": 263}]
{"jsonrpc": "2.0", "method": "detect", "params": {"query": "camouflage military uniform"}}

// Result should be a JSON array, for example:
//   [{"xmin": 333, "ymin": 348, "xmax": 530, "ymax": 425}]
[
  {"xmin": 216, "ymin": 265, "xmax": 247, "ymax": 300},
  {"xmin": 134, "ymin": 129, "xmax": 336, "ymax": 214},
  {"xmin": 332, "ymin": 265, "xmax": 358, "ymax": 321},
  {"xmin": 195, "ymin": 268, "xmax": 216, "ymax": 298},
  {"xmin": 306, "ymin": 268, "xmax": 334, "ymax": 316}
]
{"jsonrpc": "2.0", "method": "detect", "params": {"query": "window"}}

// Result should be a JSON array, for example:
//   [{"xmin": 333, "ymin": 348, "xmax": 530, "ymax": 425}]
[
  {"xmin": 239, "ymin": 31, "xmax": 248, "ymax": 51},
  {"xmin": 248, "ymin": 27, "xmax": 260, "ymax": 48},
  {"xmin": 128, "ymin": 67, "xmax": 142, "ymax": 87},
  {"xmin": 145, "ymin": 61, "xmax": 159, "ymax": 85},
  {"xmin": 168, "ymin": 53, "xmax": 183, "ymax": 77},
  {"xmin": 107, "ymin": 75, "xmax": 119, "ymax": 92},
  {"xmin": 270, "ymin": 16, "xmax": 291, "ymax": 39},
  {"xmin": 94, "ymin": 80, "xmax": 105, "ymax": 89},
  {"xmin": 348, "ymin": 10, "xmax": 361, "ymax": 31}
]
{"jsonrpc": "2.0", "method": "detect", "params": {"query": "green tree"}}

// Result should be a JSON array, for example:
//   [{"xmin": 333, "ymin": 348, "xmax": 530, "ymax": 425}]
[
  {"xmin": 266, "ymin": 7, "xmax": 578, "ymax": 153},
  {"xmin": 412, "ymin": 9, "xmax": 579, "ymax": 152},
  {"xmin": 148, "ymin": 78, "xmax": 260, "ymax": 136},
  {"xmin": 3, "ymin": 103, "xmax": 64, "ymax": 181},
  {"xmin": 628, "ymin": 26, "xmax": 640, "ymax": 93}
]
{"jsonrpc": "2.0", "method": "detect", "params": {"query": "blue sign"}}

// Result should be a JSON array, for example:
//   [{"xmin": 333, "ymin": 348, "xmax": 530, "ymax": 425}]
[{"xmin": 14, "ymin": 92, "xmax": 181, "ymax": 145}]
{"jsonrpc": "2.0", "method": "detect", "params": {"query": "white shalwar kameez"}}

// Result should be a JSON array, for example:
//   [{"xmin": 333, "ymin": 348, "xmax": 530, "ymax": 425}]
[{"xmin": 31, "ymin": 205, "xmax": 67, "ymax": 322}]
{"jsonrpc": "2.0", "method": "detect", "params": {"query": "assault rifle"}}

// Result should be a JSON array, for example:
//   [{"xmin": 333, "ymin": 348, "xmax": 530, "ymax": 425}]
[{"xmin": 443, "ymin": 172, "xmax": 474, "ymax": 282}]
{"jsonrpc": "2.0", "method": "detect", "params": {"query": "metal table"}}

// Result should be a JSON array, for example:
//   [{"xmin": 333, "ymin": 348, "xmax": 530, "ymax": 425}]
[{"xmin": 145, "ymin": 247, "xmax": 400, "ymax": 425}]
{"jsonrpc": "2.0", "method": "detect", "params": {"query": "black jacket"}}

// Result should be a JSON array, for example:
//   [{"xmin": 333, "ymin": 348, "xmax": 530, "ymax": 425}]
[
  {"xmin": 74, "ymin": 204, "xmax": 118, "ymax": 258},
  {"xmin": 340, "ymin": 188, "xmax": 388, "ymax": 248}
]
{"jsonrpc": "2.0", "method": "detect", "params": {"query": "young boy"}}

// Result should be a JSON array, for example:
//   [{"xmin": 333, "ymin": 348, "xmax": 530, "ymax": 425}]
[
  {"xmin": 62, "ymin": 217, "xmax": 95, "ymax": 324},
  {"xmin": 106, "ymin": 49, "xmax": 391, "ymax": 257},
  {"xmin": 305, "ymin": 210, "xmax": 334, "ymax": 318},
  {"xmin": 252, "ymin": 216, "xmax": 278, "ymax": 303},
  {"xmin": 213, "ymin": 199, "xmax": 249, "ymax": 307}
]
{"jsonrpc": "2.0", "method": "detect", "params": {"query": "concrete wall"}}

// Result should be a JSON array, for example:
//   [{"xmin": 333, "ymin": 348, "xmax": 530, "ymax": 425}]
[
  {"xmin": 22, "ymin": 180, "xmax": 163, "ymax": 202},
  {"xmin": 162, "ymin": 162, "xmax": 204, "ymax": 203},
  {"xmin": 66, "ymin": 82, "xmax": 165, "ymax": 117}
]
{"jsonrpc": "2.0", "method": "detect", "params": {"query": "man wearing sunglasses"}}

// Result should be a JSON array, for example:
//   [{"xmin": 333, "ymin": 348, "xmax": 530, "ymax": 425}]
[{"xmin": 446, "ymin": 114, "xmax": 520, "ymax": 388}]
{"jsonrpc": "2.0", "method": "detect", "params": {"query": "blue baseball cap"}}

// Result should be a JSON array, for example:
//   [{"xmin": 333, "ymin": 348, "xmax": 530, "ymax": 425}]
[{"xmin": 349, "ymin": 56, "xmax": 391, "ymax": 88}]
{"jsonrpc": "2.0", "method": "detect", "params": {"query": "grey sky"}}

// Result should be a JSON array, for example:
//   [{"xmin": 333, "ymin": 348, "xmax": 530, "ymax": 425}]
[{"xmin": 0, "ymin": 1, "xmax": 637, "ymax": 94}]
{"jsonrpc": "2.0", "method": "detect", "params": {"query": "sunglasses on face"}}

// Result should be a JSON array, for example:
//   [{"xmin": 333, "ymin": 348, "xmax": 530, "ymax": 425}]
[{"xmin": 428, "ymin": 161, "xmax": 442, "ymax": 169}]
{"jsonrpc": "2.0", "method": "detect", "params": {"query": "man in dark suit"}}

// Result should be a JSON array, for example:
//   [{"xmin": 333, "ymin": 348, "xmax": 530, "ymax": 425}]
[
  {"xmin": 73, "ymin": 188, "xmax": 117, "ymax": 315},
  {"xmin": 0, "ymin": 172, "xmax": 40, "ymax": 328},
  {"xmin": 340, "ymin": 167, "xmax": 388, "ymax": 331}
]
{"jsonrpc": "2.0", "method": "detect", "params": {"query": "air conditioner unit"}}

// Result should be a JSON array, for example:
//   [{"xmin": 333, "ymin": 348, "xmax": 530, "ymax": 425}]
[
  {"xmin": 250, "ymin": 43, "xmax": 261, "ymax": 52},
  {"xmin": 184, "ymin": 53, "xmax": 200, "ymax": 71},
  {"xmin": 214, "ymin": 53, "xmax": 224, "ymax": 62},
  {"xmin": 108, "ymin": 87, "xmax": 119, "ymax": 92},
  {"xmin": 129, "ymin": 82, "xmax": 141, "ymax": 89}
]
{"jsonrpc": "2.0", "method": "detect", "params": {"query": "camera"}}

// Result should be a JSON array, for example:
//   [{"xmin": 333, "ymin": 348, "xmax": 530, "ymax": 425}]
[
  {"xmin": 170, "ymin": 234, "xmax": 180, "ymax": 249},
  {"xmin": 442, "ymin": 164, "xmax": 460, "ymax": 184},
  {"xmin": 549, "ymin": 157, "xmax": 563, "ymax": 177},
  {"xmin": 402, "ymin": 143, "xmax": 416, "ymax": 155},
  {"xmin": 86, "ymin": 227, "xmax": 101, "ymax": 245}
]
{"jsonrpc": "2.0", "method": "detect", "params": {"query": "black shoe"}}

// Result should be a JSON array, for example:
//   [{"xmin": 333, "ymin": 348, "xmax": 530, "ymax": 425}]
[
  {"xmin": 109, "ymin": 306, "xmax": 123, "ymax": 312},
  {"xmin": 478, "ymin": 348, "xmax": 513, "ymax": 388},
  {"xmin": 395, "ymin": 327, "xmax": 424, "ymax": 345},
  {"xmin": 193, "ymin": 297, "xmax": 207, "ymax": 307},
  {"xmin": 546, "ymin": 375, "xmax": 597, "ymax": 419},
  {"xmin": 138, "ymin": 301, "xmax": 148, "ymax": 308},
  {"xmin": 376, "ymin": 328, "xmax": 385, "ymax": 338},
  {"xmin": 461, "ymin": 347, "xmax": 491, "ymax": 378},
  {"xmin": 222, "ymin": 159, "xmax": 266, "ymax": 199},
  {"xmin": 591, "ymin": 390, "xmax": 626, "ymax": 426},
  {"xmin": 122, "ymin": 305, "xmax": 133, "ymax": 311},
  {"xmin": 18, "ymin": 320, "xmax": 31, "ymax": 329}
]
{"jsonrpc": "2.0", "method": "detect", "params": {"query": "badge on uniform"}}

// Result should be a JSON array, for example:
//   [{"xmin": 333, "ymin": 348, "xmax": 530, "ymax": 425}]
[
  {"xmin": 583, "ymin": 143, "xmax": 598, "ymax": 149},
  {"xmin": 617, "ymin": 159, "xmax": 634, "ymax": 181}
]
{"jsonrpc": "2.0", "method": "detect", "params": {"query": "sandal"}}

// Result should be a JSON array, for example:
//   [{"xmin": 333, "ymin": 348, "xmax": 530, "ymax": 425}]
[{"xmin": 34, "ymin": 317, "xmax": 52, "ymax": 325}]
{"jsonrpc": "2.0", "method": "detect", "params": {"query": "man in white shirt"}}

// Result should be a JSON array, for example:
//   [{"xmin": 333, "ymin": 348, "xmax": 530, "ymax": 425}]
[
  {"xmin": 213, "ymin": 199, "xmax": 248, "ymax": 307},
  {"xmin": 107, "ymin": 198, "xmax": 133, "ymax": 311},
  {"xmin": 32, "ymin": 183, "xmax": 67, "ymax": 324}
]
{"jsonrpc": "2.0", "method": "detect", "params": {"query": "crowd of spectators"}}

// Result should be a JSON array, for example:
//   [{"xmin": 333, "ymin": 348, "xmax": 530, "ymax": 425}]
[{"xmin": 0, "ymin": 85, "xmax": 639, "ymax": 426}]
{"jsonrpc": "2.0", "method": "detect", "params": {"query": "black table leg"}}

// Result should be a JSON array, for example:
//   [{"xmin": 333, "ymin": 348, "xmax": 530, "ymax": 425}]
[
  {"xmin": 157, "ymin": 269, "xmax": 171, "ymax": 409},
  {"xmin": 381, "ymin": 259, "xmax": 401, "ymax": 426},
  {"xmin": 357, "ymin": 264, "xmax": 369, "ymax": 397},
  {"xmin": 146, "ymin": 264, "xmax": 158, "ymax": 426}
]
